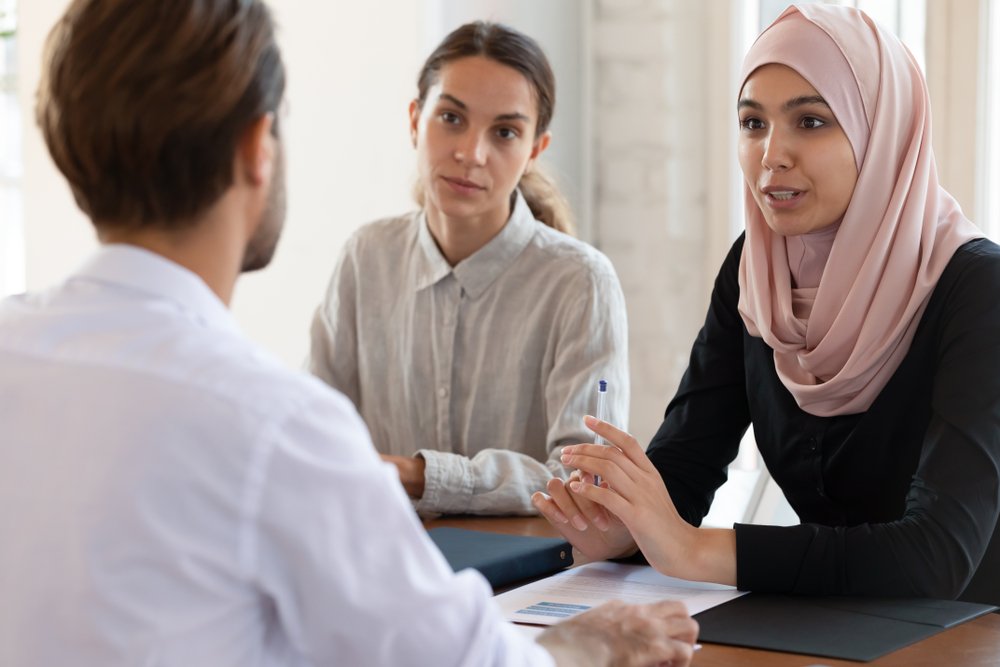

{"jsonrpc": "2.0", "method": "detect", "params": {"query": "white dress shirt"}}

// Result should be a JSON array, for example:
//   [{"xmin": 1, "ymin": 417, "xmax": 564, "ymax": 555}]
[
  {"xmin": 0, "ymin": 245, "xmax": 553, "ymax": 667},
  {"xmin": 309, "ymin": 192, "xmax": 630, "ymax": 515}
]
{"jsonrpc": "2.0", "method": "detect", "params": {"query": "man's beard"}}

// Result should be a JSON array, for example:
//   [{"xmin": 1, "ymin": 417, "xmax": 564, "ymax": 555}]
[{"xmin": 241, "ymin": 147, "xmax": 287, "ymax": 273}]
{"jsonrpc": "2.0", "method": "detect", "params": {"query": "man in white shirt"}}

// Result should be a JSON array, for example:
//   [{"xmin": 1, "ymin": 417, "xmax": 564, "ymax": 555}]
[{"xmin": 0, "ymin": 1, "xmax": 699, "ymax": 666}]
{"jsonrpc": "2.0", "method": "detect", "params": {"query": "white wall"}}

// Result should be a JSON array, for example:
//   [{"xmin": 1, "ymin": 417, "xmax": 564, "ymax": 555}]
[
  {"xmin": 231, "ymin": 2, "xmax": 420, "ymax": 366},
  {"xmin": 18, "ymin": 0, "xmax": 422, "ymax": 367},
  {"xmin": 19, "ymin": 0, "xmax": 92, "ymax": 293},
  {"xmin": 591, "ymin": 1, "xmax": 738, "ymax": 444}
]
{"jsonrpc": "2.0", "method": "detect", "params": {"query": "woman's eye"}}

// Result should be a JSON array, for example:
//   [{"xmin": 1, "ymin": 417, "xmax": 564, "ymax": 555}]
[
  {"xmin": 801, "ymin": 116, "xmax": 826, "ymax": 129},
  {"xmin": 496, "ymin": 127, "xmax": 519, "ymax": 140},
  {"xmin": 441, "ymin": 111, "xmax": 461, "ymax": 125},
  {"xmin": 740, "ymin": 117, "xmax": 764, "ymax": 131}
]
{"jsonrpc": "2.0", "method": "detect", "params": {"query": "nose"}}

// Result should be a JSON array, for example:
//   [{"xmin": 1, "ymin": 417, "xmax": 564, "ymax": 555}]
[
  {"xmin": 454, "ymin": 131, "xmax": 487, "ymax": 166},
  {"xmin": 761, "ymin": 127, "xmax": 793, "ymax": 172}
]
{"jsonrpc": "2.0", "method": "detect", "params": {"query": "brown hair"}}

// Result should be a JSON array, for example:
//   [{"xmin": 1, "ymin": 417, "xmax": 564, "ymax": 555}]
[
  {"xmin": 414, "ymin": 21, "xmax": 574, "ymax": 235},
  {"xmin": 37, "ymin": 0, "xmax": 285, "ymax": 229}
]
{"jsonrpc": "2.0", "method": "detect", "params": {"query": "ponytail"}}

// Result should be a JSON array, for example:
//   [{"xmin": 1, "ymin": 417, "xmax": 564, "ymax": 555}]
[{"xmin": 518, "ymin": 166, "xmax": 574, "ymax": 236}]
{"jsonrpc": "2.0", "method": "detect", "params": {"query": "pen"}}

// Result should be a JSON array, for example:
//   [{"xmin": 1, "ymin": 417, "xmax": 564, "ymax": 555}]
[{"xmin": 593, "ymin": 379, "xmax": 608, "ymax": 486}]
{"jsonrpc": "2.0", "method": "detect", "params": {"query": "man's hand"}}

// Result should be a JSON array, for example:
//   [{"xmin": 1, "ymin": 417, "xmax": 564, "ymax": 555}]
[
  {"xmin": 537, "ymin": 600, "xmax": 699, "ymax": 667},
  {"xmin": 380, "ymin": 454, "xmax": 426, "ymax": 499}
]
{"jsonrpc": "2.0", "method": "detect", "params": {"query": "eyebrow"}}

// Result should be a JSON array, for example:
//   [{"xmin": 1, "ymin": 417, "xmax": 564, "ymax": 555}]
[
  {"xmin": 439, "ymin": 93, "xmax": 531, "ymax": 124},
  {"xmin": 738, "ymin": 95, "xmax": 830, "ymax": 112}
]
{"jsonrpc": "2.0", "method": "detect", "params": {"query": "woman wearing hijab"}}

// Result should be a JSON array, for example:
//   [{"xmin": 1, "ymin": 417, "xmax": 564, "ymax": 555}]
[{"xmin": 533, "ymin": 3, "xmax": 1000, "ymax": 606}]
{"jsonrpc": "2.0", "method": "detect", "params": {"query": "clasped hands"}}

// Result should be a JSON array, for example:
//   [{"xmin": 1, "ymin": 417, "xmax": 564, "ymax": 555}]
[
  {"xmin": 532, "ymin": 416, "xmax": 736, "ymax": 586},
  {"xmin": 381, "ymin": 453, "xmax": 426, "ymax": 499}
]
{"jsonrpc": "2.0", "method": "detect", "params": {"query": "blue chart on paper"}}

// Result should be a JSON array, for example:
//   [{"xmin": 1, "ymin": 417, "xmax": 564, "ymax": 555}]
[{"xmin": 515, "ymin": 601, "xmax": 592, "ymax": 619}]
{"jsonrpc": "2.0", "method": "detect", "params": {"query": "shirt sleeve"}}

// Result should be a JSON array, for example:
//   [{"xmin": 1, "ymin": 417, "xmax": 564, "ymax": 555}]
[
  {"xmin": 414, "ymin": 256, "xmax": 631, "ymax": 516},
  {"xmin": 735, "ymin": 248, "xmax": 1000, "ymax": 600},
  {"xmin": 245, "ymin": 391, "xmax": 555, "ymax": 666},
  {"xmin": 307, "ymin": 240, "xmax": 361, "ymax": 409},
  {"xmin": 645, "ymin": 236, "xmax": 751, "ymax": 527}
]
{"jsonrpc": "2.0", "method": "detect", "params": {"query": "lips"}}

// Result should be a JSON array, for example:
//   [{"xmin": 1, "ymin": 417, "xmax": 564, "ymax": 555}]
[
  {"xmin": 768, "ymin": 191, "xmax": 799, "ymax": 200},
  {"xmin": 442, "ymin": 176, "xmax": 485, "ymax": 193},
  {"xmin": 761, "ymin": 185, "xmax": 805, "ymax": 207}
]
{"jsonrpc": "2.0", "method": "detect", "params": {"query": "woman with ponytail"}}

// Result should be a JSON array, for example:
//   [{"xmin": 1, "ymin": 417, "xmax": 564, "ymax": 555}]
[{"xmin": 309, "ymin": 21, "xmax": 629, "ymax": 516}]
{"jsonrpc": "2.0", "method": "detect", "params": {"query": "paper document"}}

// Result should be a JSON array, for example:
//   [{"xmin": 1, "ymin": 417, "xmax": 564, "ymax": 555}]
[{"xmin": 496, "ymin": 561, "xmax": 746, "ymax": 626}]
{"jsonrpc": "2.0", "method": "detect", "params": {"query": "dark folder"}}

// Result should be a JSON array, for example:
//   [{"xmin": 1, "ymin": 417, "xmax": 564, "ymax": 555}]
[
  {"xmin": 428, "ymin": 527, "xmax": 573, "ymax": 589},
  {"xmin": 693, "ymin": 593, "xmax": 997, "ymax": 662}
]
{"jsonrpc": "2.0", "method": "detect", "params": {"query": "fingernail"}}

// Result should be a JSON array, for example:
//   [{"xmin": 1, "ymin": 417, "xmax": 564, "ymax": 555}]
[
  {"xmin": 571, "ymin": 515, "xmax": 588, "ymax": 531},
  {"xmin": 584, "ymin": 415, "xmax": 597, "ymax": 427},
  {"xmin": 560, "ymin": 453, "xmax": 571, "ymax": 464},
  {"xmin": 569, "ymin": 481, "xmax": 582, "ymax": 492},
  {"xmin": 553, "ymin": 510, "xmax": 569, "ymax": 524}
]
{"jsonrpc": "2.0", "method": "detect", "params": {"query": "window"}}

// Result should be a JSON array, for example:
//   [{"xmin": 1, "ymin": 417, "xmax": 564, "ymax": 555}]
[
  {"xmin": 749, "ymin": 0, "xmax": 926, "ymax": 68},
  {"xmin": 980, "ymin": 0, "xmax": 1000, "ymax": 239},
  {"xmin": 0, "ymin": 0, "xmax": 23, "ymax": 298}
]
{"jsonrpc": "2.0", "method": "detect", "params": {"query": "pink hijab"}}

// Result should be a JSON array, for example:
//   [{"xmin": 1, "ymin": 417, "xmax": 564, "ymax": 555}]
[{"xmin": 737, "ymin": 4, "xmax": 982, "ymax": 417}]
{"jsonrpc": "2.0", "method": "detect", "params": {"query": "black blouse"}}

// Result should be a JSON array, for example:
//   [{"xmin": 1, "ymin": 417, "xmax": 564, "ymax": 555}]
[{"xmin": 647, "ymin": 236, "xmax": 1000, "ymax": 606}]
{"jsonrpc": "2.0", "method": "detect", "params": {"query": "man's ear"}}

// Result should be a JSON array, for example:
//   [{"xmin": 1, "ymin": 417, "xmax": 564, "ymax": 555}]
[
  {"xmin": 408, "ymin": 99, "xmax": 421, "ymax": 148},
  {"xmin": 523, "ymin": 131, "xmax": 551, "ymax": 174},
  {"xmin": 238, "ymin": 113, "xmax": 277, "ymax": 187}
]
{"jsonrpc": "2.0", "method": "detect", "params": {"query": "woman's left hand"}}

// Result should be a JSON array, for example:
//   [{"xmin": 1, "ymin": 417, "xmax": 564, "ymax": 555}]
[
  {"xmin": 381, "ymin": 454, "xmax": 426, "ymax": 499},
  {"xmin": 560, "ymin": 416, "xmax": 734, "ymax": 584}
]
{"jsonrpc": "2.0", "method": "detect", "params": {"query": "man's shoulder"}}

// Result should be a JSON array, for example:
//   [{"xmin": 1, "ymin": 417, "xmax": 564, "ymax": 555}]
[
  {"xmin": 182, "ymin": 329, "xmax": 359, "ymax": 428},
  {"xmin": 1, "ymin": 289, "xmax": 360, "ymax": 441}
]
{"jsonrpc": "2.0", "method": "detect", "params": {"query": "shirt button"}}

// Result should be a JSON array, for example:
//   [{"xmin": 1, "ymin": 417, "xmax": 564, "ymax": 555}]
[{"xmin": 438, "ymin": 387, "xmax": 449, "ymax": 398}]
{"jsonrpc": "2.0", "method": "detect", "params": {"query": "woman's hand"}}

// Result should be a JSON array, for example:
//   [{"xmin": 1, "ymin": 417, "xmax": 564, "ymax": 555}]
[
  {"xmin": 380, "ymin": 454, "xmax": 426, "ymax": 499},
  {"xmin": 554, "ymin": 416, "xmax": 736, "ymax": 585},
  {"xmin": 532, "ymin": 471, "xmax": 638, "ymax": 561}
]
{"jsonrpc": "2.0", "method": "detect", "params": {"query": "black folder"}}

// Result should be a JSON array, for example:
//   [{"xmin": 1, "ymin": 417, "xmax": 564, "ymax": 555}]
[
  {"xmin": 428, "ymin": 527, "xmax": 573, "ymax": 588},
  {"xmin": 693, "ymin": 593, "xmax": 997, "ymax": 662}
]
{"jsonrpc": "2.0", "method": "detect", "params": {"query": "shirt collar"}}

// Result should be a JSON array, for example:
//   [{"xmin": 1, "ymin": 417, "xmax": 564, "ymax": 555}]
[
  {"xmin": 72, "ymin": 244, "xmax": 241, "ymax": 335},
  {"xmin": 413, "ymin": 190, "xmax": 538, "ymax": 299},
  {"xmin": 415, "ymin": 213, "xmax": 454, "ymax": 291}
]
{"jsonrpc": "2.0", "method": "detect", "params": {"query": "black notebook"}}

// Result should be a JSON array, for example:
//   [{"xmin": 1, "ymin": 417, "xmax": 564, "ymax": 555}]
[
  {"xmin": 693, "ymin": 593, "xmax": 997, "ymax": 662},
  {"xmin": 428, "ymin": 527, "xmax": 573, "ymax": 589}
]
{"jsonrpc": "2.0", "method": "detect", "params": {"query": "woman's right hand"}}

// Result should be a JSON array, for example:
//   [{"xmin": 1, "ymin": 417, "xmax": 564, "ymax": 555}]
[{"xmin": 532, "ymin": 470, "xmax": 638, "ymax": 561}]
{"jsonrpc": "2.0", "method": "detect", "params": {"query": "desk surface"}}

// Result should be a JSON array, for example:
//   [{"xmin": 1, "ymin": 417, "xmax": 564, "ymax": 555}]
[{"xmin": 425, "ymin": 516, "xmax": 1000, "ymax": 667}]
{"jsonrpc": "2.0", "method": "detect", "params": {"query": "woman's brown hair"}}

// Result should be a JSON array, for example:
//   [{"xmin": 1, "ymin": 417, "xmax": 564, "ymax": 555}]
[
  {"xmin": 414, "ymin": 21, "xmax": 574, "ymax": 235},
  {"xmin": 37, "ymin": 0, "xmax": 285, "ymax": 229}
]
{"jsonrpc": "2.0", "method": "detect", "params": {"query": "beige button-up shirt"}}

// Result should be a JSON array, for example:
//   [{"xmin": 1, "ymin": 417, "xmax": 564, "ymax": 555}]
[{"xmin": 309, "ymin": 193, "xmax": 629, "ymax": 515}]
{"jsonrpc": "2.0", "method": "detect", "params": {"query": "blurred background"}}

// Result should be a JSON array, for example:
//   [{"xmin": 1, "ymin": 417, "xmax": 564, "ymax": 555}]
[{"xmin": 2, "ymin": 0, "xmax": 998, "ymax": 524}]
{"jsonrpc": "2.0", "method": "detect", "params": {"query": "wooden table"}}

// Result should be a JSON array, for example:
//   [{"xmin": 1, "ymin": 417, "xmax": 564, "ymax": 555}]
[{"xmin": 425, "ymin": 516, "xmax": 1000, "ymax": 666}]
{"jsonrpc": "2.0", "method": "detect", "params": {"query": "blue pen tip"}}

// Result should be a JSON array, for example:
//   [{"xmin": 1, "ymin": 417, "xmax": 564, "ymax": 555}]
[{"xmin": 599, "ymin": 379, "xmax": 607, "ymax": 392}]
